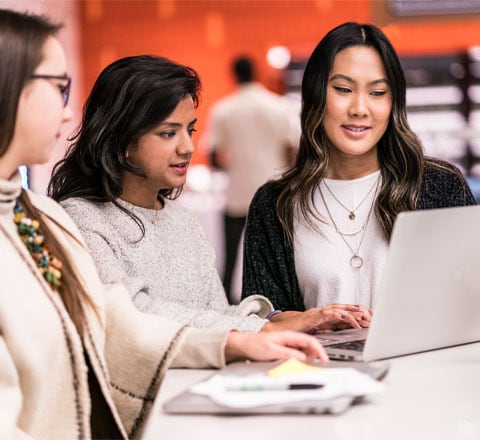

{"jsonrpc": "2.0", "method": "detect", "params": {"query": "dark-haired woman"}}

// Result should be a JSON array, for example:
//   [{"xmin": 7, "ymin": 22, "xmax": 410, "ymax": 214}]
[
  {"xmin": 0, "ymin": 9, "xmax": 327, "ymax": 438},
  {"xmin": 49, "ymin": 54, "xmax": 365, "ymax": 333},
  {"xmin": 242, "ymin": 22, "xmax": 475, "ymax": 325}
]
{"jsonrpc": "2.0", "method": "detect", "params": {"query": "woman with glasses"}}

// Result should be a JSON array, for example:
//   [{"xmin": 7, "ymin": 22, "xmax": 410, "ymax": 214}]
[
  {"xmin": 241, "ymin": 22, "xmax": 476, "ymax": 326},
  {"xmin": 30, "ymin": 73, "xmax": 71, "ymax": 106},
  {"xmin": 0, "ymin": 9, "xmax": 327, "ymax": 439}
]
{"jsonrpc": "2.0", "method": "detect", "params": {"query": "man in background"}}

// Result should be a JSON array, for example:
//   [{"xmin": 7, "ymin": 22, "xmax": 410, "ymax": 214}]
[{"xmin": 207, "ymin": 55, "xmax": 299, "ymax": 303}]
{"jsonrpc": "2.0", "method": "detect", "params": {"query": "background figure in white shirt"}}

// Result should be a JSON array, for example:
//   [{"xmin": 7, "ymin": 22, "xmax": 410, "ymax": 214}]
[{"xmin": 208, "ymin": 56, "xmax": 299, "ymax": 302}]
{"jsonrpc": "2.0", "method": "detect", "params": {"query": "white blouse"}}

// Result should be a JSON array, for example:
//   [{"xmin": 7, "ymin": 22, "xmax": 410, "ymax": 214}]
[{"xmin": 293, "ymin": 170, "xmax": 388, "ymax": 309}]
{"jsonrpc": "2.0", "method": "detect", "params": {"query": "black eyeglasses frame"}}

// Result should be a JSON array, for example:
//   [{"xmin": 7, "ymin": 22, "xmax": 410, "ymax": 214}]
[{"xmin": 30, "ymin": 74, "xmax": 72, "ymax": 107}]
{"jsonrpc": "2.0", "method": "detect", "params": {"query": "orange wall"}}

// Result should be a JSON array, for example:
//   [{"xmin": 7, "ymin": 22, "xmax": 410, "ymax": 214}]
[
  {"xmin": 79, "ymin": 0, "xmax": 371, "ymax": 164},
  {"xmin": 78, "ymin": 0, "xmax": 480, "ymax": 164}
]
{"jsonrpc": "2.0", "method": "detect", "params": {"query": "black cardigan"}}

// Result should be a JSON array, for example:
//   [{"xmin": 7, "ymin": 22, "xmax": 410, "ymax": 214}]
[{"xmin": 241, "ymin": 161, "xmax": 477, "ymax": 311}]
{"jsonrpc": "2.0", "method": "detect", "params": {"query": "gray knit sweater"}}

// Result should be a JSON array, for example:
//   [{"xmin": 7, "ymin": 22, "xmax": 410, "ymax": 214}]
[{"xmin": 61, "ymin": 197, "xmax": 272, "ymax": 332}]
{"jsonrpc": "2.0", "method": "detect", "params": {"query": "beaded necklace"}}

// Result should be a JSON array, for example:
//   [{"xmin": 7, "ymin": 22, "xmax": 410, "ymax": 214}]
[{"xmin": 13, "ymin": 200, "xmax": 63, "ymax": 290}]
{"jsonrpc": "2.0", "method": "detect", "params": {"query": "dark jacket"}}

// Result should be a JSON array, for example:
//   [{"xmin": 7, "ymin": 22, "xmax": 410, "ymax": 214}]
[{"xmin": 241, "ymin": 160, "xmax": 477, "ymax": 311}]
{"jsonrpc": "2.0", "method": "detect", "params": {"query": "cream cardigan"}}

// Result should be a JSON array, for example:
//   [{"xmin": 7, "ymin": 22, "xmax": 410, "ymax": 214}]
[{"xmin": 0, "ymin": 173, "xmax": 228, "ymax": 439}]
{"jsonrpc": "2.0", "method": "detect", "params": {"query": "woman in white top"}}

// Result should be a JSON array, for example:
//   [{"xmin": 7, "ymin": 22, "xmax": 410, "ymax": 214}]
[{"xmin": 242, "ymin": 22, "xmax": 476, "ymax": 329}]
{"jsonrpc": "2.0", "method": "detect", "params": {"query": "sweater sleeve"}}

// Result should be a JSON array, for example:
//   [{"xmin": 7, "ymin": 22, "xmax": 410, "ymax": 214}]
[
  {"xmin": 102, "ymin": 282, "xmax": 229, "ymax": 436},
  {"xmin": 242, "ymin": 184, "xmax": 305, "ymax": 311},
  {"xmin": 134, "ymin": 289, "xmax": 269, "ymax": 333}
]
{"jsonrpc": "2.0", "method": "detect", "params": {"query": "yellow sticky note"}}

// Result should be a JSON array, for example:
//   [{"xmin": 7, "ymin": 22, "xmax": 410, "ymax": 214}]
[{"xmin": 267, "ymin": 358, "xmax": 323, "ymax": 377}]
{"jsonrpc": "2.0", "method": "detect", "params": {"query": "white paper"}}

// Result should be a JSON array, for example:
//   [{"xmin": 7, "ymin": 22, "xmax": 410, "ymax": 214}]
[{"xmin": 190, "ymin": 368, "xmax": 385, "ymax": 408}]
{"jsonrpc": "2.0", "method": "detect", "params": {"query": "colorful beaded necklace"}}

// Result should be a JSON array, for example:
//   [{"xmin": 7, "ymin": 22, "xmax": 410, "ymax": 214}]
[{"xmin": 13, "ymin": 200, "xmax": 63, "ymax": 290}]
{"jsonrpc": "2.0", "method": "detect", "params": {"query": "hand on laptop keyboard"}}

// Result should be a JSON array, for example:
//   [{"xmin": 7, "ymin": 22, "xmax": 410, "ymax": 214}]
[
  {"xmin": 264, "ymin": 304, "xmax": 372, "ymax": 334},
  {"xmin": 310, "ymin": 304, "xmax": 372, "ymax": 333}
]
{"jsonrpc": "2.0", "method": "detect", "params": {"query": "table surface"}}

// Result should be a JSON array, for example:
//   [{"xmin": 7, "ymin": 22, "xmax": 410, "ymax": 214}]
[{"xmin": 142, "ymin": 343, "xmax": 480, "ymax": 440}]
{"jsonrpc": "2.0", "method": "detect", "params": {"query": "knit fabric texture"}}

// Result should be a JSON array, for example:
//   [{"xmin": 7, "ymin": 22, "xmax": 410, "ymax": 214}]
[{"xmin": 62, "ymin": 197, "xmax": 272, "ymax": 333}]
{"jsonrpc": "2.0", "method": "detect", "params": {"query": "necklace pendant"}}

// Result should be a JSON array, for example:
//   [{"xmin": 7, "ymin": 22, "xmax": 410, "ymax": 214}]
[
  {"xmin": 350, "ymin": 255, "xmax": 363, "ymax": 269},
  {"xmin": 349, "ymin": 211, "xmax": 355, "ymax": 220}
]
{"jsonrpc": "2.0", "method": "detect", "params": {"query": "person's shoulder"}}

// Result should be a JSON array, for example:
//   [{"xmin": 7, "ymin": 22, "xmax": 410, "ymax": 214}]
[
  {"xmin": 28, "ymin": 192, "xmax": 87, "ymax": 244},
  {"xmin": 419, "ymin": 158, "xmax": 476, "ymax": 207},
  {"xmin": 210, "ymin": 92, "xmax": 239, "ymax": 115},
  {"xmin": 29, "ymin": 191, "xmax": 71, "ymax": 220},
  {"xmin": 163, "ymin": 198, "xmax": 206, "ymax": 230},
  {"xmin": 257, "ymin": 84, "xmax": 283, "ymax": 99},
  {"xmin": 250, "ymin": 181, "xmax": 282, "ymax": 209},
  {"xmin": 164, "ymin": 198, "xmax": 196, "ymax": 219},
  {"xmin": 423, "ymin": 158, "xmax": 465, "ymax": 182},
  {"xmin": 60, "ymin": 197, "xmax": 112, "ymax": 227},
  {"xmin": 61, "ymin": 197, "xmax": 106, "ymax": 214}
]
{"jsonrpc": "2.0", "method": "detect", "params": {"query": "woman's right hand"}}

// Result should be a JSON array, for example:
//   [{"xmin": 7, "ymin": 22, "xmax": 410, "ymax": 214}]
[{"xmin": 262, "ymin": 304, "xmax": 372, "ymax": 334}]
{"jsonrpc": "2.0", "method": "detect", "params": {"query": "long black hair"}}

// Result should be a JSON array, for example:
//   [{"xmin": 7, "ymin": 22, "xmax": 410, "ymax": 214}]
[
  {"xmin": 274, "ymin": 22, "xmax": 447, "ymax": 245},
  {"xmin": 49, "ymin": 55, "xmax": 201, "ymax": 236}
]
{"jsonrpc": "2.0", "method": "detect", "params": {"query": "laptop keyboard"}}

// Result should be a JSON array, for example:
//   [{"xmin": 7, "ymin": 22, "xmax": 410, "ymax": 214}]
[{"xmin": 327, "ymin": 339, "xmax": 366, "ymax": 351}]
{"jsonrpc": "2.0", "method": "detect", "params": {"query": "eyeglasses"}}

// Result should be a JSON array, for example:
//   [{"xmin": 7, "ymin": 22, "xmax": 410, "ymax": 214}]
[{"xmin": 30, "ymin": 74, "xmax": 72, "ymax": 107}]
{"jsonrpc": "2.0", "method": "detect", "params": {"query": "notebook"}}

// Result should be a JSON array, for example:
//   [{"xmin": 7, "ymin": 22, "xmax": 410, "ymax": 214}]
[
  {"xmin": 317, "ymin": 205, "xmax": 480, "ymax": 362},
  {"xmin": 162, "ymin": 358, "xmax": 389, "ymax": 415}
]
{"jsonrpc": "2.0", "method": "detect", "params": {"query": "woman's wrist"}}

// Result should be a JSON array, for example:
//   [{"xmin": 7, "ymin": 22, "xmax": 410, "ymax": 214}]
[
  {"xmin": 225, "ymin": 330, "xmax": 245, "ymax": 362},
  {"xmin": 266, "ymin": 309, "xmax": 282, "ymax": 321}
]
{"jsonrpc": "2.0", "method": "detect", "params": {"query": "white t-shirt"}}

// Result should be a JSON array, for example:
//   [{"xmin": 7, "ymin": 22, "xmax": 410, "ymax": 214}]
[{"xmin": 293, "ymin": 170, "xmax": 388, "ymax": 309}]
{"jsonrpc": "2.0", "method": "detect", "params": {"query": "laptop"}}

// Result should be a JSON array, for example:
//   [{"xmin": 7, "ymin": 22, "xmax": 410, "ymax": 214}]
[
  {"xmin": 162, "ymin": 358, "xmax": 389, "ymax": 415},
  {"xmin": 318, "ymin": 205, "xmax": 480, "ymax": 362}
]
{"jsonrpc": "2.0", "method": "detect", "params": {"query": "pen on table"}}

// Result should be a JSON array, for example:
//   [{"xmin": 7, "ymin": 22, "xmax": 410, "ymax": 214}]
[{"xmin": 225, "ymin": 383, "xmax": 324, "ymax": 391}]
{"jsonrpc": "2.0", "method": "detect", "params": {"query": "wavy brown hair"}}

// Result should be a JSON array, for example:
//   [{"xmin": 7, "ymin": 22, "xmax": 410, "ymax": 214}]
[
  {"xmin": 0, "ymin": 9, "xmax": 96, "ymax": 334},
  {"xmin": 274, "ymin": 22, "xmax": 446, "ymax": 245}
]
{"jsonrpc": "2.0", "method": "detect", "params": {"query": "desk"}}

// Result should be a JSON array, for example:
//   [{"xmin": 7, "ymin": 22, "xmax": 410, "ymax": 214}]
[{"xmin": 142, "ymin": 343, "xmax": 480, "ymax": 440}]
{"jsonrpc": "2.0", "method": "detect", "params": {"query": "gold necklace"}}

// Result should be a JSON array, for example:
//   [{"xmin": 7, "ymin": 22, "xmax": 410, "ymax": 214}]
[
  {"xmin": 323, "ymin": 174, "xmax": 379, "ymax": 220},
  {"xmin": 319, "ymin": 178, "xmax": 379, "ymax": 269},
  {"xmin": 144, "ymin": 208, "xmax": 160, "ymax": 225},
  {"xmin": 149, "ymin": 207, "xmax": 160, "ymax": 225},
  {"xmin": 131, "ymin": 201, "xmax": 161, "ymax": 225}
]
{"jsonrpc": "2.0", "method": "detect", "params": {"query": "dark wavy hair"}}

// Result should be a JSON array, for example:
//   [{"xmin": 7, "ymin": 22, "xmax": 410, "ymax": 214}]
[
  {"xmin": 49, "ymin": 55, "xmax": 201, "ymax": 236},
  {"xmin": 274, "ymin": 21, "xmax": 447, "ymax": 244},
  {"xmin": 0, "ymin": 9, "xmax": 97, "ymax": 334}
]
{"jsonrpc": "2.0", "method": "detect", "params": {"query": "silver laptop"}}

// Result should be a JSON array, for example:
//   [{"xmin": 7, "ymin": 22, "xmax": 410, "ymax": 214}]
[{"xmin": 319, "ymin": 205, "xmax": 480, "ymax": 362}]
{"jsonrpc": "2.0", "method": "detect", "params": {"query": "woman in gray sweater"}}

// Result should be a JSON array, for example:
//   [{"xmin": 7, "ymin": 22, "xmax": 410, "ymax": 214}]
[{"xmin": 49, "ymin": 55, "xmax": 365, "ymax": 334}]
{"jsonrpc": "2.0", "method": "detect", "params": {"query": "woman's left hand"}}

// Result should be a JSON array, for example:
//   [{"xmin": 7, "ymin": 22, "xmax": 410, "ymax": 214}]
[{"xmin": 263, "ymin": 304, "xmax": 372, "ymax": 334}]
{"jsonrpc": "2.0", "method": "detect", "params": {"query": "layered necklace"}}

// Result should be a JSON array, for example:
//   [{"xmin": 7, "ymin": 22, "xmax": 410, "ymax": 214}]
[
  {"xmin": 319, "ymin": 175, "xmax": 380, "ymax": 270},
  {"xmin": 13, "ymin": 200, "xmax": 63, "ymax": 290},
  {"xmin": 323, "ymin": 175, "xmax": 379, "ymax": 221}
]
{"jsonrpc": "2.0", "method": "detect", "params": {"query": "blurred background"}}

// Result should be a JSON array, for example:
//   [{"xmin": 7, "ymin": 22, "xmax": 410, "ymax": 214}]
[{"xmin": 3, "ymin": 0, "xmax": 480, "ymax": 298}]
